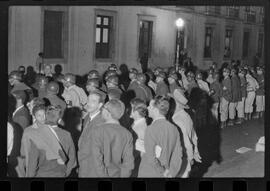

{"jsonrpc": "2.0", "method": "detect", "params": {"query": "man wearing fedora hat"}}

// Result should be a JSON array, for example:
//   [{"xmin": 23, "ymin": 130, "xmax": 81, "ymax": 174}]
[
  {"xmin": 91, "ymin": 99, "xmax": 134, "ymax": 177},
  {"xmin": 172, "ymin": 89, "xmax": 201, "ymax": 177}
]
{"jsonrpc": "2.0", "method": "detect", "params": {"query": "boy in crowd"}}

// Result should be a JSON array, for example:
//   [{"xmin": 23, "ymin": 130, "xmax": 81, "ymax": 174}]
[
  {"xmin": 235, "ymin": 68, "xmax": 247, "ymax": 124},
  {"xmin": 245, "ymin": 69, "xmax": 259, "ymax": 120},
  {"xmin": 220, "ymin": 68, "xmax": 232, "ymax": 128},
  {"xmin": 228, "ymin": 68, "xmax": 242, "ymax": 126},
  {"xmin": 254, "ymin": 66, "xmax": 265, "ymax": 119}
]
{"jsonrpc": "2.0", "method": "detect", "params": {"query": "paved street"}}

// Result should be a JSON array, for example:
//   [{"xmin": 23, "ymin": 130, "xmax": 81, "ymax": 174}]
[{"xmin": 194, "ymin": 117, "xmax": 264, "ymax": 177}]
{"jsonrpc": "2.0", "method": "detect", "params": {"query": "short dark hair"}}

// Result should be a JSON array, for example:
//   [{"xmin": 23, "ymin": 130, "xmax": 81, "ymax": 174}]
[
  {"xmin": 32, "ymin": 104, "xmax": 46, "ymax": 116},
  {"xmin": 89, "ymin": 90, "xmax": 105, "ymax": 104},
  {"xmin": 131, "ymin": 98, "xmax": 148, "ymax": 118},
  {"xmin": 152, "ymin": 95, "xmax": 170, "ymax": 116},
  {"xmin": 32, "ymin": 97, "xmax": 45, "ymax": 107},
  {"xmin": 12, "ymin": 90, "xmax": 27, "ymax": 104}
]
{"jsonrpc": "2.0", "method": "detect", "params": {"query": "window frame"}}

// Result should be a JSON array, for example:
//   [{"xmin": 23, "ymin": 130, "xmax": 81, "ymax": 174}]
[
  {"xmin": 93, "ymin": 9, "xmax": 117, "ymax": 62},
  {"xmin": 224, "ymin": 28, "xmax": 233, "ymax": 59},
  {"xmin": 137, "ymin": 14, "xmax": 156, "ymax": 60},
  {"xmin": 95, "ymin": 15, "xmax": 112, "ymax": 59},
  {"xmin": 41, "ymin": 6, "xmax": 69, "ymax": 64},
  {"xmin": 242, "ymin": 30, "xmax": 250, "ymax": 59},
  {"xmin": 226, "ymin": 6, "xmax": 240, "ymax": 19},
  {"xmin": 203, "ymin": 26, "xmax": 213, "ymax": 59},
  {"xmin": 257, "ymin": 32, "xmax": 264, "ymax": 58},
  {"xmin": 138, "ymin": 20, "xmax": 154, "ymax": 59}
]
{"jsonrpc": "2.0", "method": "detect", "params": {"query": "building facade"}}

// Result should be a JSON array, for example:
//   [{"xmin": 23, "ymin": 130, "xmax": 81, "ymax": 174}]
[{"xmin": 8, "ymin": 6, "xmax": 264, "ymax": 75}]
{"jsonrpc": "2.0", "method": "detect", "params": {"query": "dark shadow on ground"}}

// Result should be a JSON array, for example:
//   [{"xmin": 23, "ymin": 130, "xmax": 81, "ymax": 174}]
[{"xmin": 188, "ymin": 87, "xmax": 222, "ymax": 177}]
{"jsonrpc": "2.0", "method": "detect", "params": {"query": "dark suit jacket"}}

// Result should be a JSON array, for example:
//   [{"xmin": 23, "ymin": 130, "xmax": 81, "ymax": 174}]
[
  {"xmin": 13, "ymin": 106, "xmax": 31, "ymax": 131},
  {"xmin": 78, "ymin": 112, "xmax": 105, "ymax": 177}
]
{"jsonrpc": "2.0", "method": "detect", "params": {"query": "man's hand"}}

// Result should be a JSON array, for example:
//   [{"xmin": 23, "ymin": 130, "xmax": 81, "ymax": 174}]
[
  {"xmin": 163, "ymin": 169, "xmax": 172, "ymax": 178},
  {"xmin": 194, "ymin": 152, "xmax": 202, "ymax": 163},
  {"xmin": 190, "ymin": 159, "xmax": 194, "ymax": 166}
]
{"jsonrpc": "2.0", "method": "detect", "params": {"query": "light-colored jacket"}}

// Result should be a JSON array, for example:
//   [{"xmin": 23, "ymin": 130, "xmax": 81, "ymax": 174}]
[
  {"xmin": 62, "ymin": 85, "xmax": 88, "ymax": 109},
  {"xmin": 246, "ymin": 74, "xmax": 259, "ymax": 92},
  {"xmin": 138, "ymin": 119, "xmax": 182, "ymax": 177},
  {"xmin": 172, "ymin": 109, "xmax": 199, "ymax": 162}
]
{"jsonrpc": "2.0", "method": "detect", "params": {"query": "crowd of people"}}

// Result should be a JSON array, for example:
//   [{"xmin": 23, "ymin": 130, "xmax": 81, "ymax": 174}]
[{"xmin": 7, "ymin": 57, "xmax": 264, "ymax": 177}]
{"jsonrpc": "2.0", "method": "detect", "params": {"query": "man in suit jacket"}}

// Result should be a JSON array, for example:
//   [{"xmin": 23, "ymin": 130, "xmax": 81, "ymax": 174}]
[
  {"xmin": 91, "ymin": 99, "xmax": 134, "ymax": 177},
  {"xmin": 78, "ymin": 90, "xmax": 106, "ymax": 177},
  {"xmin": 138, "ymin": 96, "xmax": 183, "ymax": 177},
  {"xmin": 12, "ymin": 90, "xmax": 31, "ymax": 131}
]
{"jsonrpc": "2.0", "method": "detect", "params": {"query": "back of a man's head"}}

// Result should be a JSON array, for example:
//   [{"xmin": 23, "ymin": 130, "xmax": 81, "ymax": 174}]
[
  {"xmin": 104, "ymin": 99, "xmax": 125, "ymax": 120},
  {"xmin": 152, "ymin": 95, "xmax": 170, "ymax": 116}
]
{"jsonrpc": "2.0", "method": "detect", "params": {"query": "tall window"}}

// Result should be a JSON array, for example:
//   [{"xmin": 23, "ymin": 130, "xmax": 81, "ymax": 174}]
[
  {"xmin": 204, "ymin": 27, "xmax": 213, "ymax": 58},
  {"xmin": 43, "ymin": 10, "xmax": 64, "ymax": 59},
  {"xmin": 224, "ymin": 29, "xmax": 233, "ymax": 58},
  {"xmin": 242, "ymin": 31, "xmax": 250, "ymax": 58},
  {"xmin": 95, "ymin": 15, "xmax": 112, "ymax": 59},
  {"xmin": 257, "ymin": 33, "xmax": 264, "ymax": 58},
  {"xmin": 259, "ymin": 7, "xmax": 264, "ymax": 24},
  {"xmin": 205, "ymin": 6, "xmax": 221, "ymax": 15},
  {"xmin": 226, "ymin": 6, "xmax": 240, "ymax": 18},
  {"xmin": 139, "ymin": 20, "xmax": 153, "ymax": 58},
  {"xmin": 245, "ymin": 6, "xmax": 256, "ymax": 23}
]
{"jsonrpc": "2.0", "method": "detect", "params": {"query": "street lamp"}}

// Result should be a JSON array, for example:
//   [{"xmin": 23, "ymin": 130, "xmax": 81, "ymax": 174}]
[{"xmin": 175, "ymin": 18, "xmax": 185, "ymax": 71}]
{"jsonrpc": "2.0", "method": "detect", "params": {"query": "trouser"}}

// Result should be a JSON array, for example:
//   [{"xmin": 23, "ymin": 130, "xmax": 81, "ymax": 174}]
[
  {"xmin": 236, "ymin": 97, "xmax": 246, "ymax": 118},
  {"xmin": 181, "ymin": 161, "xmax": 191, "ymax": 178},
  {"xmin": 245, "ymin": 91, "xmax": 256, "ymax": 113},
  {"xmin": 256, "ymin": 95, "xmax": 265, "ymax": 112},
  {"xmin": 211, "ymin": 102, "xmax": 219, "ymax": 120},
  {"xmin": 229, "ymin": 102, "xmax": 237, "ymax": 120},
  {"xmin": 220, "ymin": 97, "xmax": 229, "ymax": 122}
]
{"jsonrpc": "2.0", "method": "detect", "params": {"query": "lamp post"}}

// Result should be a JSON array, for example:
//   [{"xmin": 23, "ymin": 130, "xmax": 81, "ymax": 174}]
[{"xmin": 175, "ymin": 18, "xmax": 185, "ymax": 71}]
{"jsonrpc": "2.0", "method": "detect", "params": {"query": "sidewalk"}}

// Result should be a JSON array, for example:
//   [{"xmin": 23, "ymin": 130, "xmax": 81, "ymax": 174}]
[{"xmin": 203, "ymin": 118, "xmax": 264, "ymax": 177}]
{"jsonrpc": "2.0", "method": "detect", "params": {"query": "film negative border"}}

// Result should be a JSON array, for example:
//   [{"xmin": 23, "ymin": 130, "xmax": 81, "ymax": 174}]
[
  {"xmin": 0, "ymin": 179, "xmax": 268, "ymax": 191},
  {"xmin": 0, "ymin": 0, "xmax": 269, "ymax": 190}
]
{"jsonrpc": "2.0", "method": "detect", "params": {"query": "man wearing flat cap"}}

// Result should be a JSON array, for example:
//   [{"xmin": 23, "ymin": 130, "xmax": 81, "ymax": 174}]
[{"xmin": 91, "ymin": 99, "xmax": 134, "ymax": 177}]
